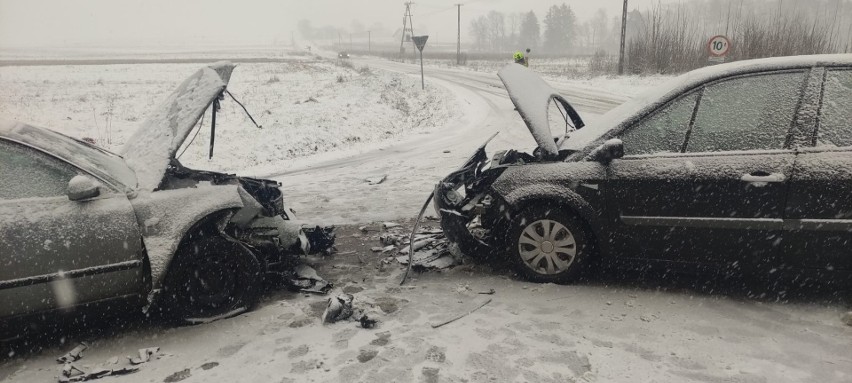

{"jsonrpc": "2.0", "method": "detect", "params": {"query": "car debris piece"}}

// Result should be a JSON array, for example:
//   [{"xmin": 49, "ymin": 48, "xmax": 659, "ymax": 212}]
[
  {"xmin": 185, "ymin": 307, "xmax": 248, "ymax": 325},
  {"xmin": 323, "ymin": 294, "xmax": 355, "ymax": 323},
  {"xmin": 304, "ymin": 225, "xmax": 336, "ymax": 254},
  {"xmin": 57, "ymin": 343, "xmax": 88, "ymax": 364},
  {"xmin": 380, "ymin": 235, "xmax": 400, "ymax": 246},
  {"xmin": 371, "ymin": 246, "xmax": 384, "ymax": 252},
  {"xmin": 359, "ymin": 315, "xmax": 378, "ymax": 329},
  {"xmin": 59, "ymin": 364, "xmax": 139, "ymax": 383},
  {"xmin": 430, "ymin": 297, "xmax": 492, "ymax": 328},
  {"xmin": 290, "ymin": 264, "xmax": 333, "ymax": 294},
  {"xmin": 477, "ymin": 289, "xmax": 496, "ymax": 295},
  {"xmin": 128, "ymin": 347, "xmax": 160, "ymax": 365},
  {"xmin": 365, "ymin": 174, "xmax": 387, "ymax": 185},
  {"xmin": 399, "ymin": 239, "xmax": 434, "ymax": 254},
  {"xmin": 382, "ymin": 221, "xmax": 400, "ymax": 229}
]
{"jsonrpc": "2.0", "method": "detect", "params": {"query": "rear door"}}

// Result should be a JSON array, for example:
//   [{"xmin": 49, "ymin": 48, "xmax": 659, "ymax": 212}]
[
  {"xmin": 784, "ymin": 66, "xmax": 852, "ymax": 279},
  {"xmin": 605, "ymin": 70, "xmax": 809, "ymax": 273},
  {"xmin": 0, "ymin": 139, "xmax": 146, "ymax": 318}
]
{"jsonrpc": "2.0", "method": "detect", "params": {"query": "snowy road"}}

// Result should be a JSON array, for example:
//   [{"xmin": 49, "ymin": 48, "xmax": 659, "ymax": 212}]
[
  {"xmin": 2, "ymin": 225, "xmax": 849, "ymax": 383},
  {"xmin": 270, "ymin": 57, "xmax": 627, "ymax": 224}
]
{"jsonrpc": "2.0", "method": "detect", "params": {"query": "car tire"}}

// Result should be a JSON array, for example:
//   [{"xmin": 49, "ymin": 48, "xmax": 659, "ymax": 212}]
[
  {"xmin": 160, "ymin": 236, "xmax": 262, "ymax": 324},
  {"xmin": 504, "ymin": 204, "xmax": 594, "ymax": 283}
]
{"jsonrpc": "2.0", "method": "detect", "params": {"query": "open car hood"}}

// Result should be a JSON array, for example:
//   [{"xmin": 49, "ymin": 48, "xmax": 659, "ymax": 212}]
[
  {"xmin": 121, "ymin": 61, "xmax": 235, "ymax": 191},
  {"xmin": 497, "ymin": 64, "xmax": 584, "ymax": 159}
]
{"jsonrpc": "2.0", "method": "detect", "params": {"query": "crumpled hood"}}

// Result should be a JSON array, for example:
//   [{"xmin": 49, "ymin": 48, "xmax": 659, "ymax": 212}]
[
  {"xmin": 497, "ymin": 63, "xmax": 583, "ymax": 159},
  {"xmin": 121, "ymin": 61, "xmax": 235, "ymax": 191}
]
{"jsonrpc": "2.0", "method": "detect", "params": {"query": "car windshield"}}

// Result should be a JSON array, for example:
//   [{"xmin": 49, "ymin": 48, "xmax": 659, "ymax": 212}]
[
  {"xmin": 561, "ymin": 73, "xmax": 692, "ymax": 152},
  {"xmin": 4, "ymin": 122, "xmax": 136, "ymax": 189}
]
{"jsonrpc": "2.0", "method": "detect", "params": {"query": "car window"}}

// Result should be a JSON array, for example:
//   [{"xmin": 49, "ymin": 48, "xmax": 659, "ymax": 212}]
[
  {"xmin": 686, "ymin": 71, "xmax": 805, "ymax": 152},
  {"xmin": 815, "ymin": 69, "xmax": 852, "ymax": 147},
  {"xmin": 0, "ymin": 140, "xmax": 79, "ymax": 199},
  {"xmin": 620, "ymin": 92, "xmax": 698, "ymax": 155}
]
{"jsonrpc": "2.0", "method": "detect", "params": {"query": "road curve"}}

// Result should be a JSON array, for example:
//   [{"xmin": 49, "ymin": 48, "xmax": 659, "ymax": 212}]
[{"xmin": 271, "ymin": 57, "xmax": 625, "ymax": 225}]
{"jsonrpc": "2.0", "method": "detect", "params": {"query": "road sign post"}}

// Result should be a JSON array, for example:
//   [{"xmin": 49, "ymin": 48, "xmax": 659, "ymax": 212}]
[
  {"xmin": 413, "ymin": 35, "xmax": 429, "ymax": 90},
  {"xmin": 707, "ymin": 35, "xmax": 731, "ymax": 64}
]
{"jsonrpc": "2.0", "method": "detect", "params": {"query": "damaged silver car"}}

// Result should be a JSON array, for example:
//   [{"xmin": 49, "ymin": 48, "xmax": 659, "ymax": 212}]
[
  {"xmin": 434, "ymin": 56, "xmax": 852, "ymax": 286},
  {"xmin": 0, "ymin": 62, "xmax": 333, "ymax": 329}
]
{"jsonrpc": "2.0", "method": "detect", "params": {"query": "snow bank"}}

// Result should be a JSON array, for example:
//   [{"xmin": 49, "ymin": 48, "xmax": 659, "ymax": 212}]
[{"xmin": 0, "ymin": 60, "xmax": 459, "ymax": 176}]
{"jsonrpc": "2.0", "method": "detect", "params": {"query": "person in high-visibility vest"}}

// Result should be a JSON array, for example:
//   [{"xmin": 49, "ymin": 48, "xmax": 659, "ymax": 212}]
[
  {"xmin": 513, "ymin": 50, "xmax": 530, "ymax": 67},
  {"xmin": 513, "ymin": 51, "xmax": 525, "ymax": 66}
]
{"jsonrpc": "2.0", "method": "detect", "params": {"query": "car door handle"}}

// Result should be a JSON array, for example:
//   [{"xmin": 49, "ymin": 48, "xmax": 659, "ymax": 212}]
[{"xmin": 741, "ymin": 172, "xmax": 786, "ymax": 183}]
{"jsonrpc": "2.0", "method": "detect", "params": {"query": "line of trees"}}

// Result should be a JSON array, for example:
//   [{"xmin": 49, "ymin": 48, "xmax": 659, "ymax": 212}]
[{"xmin": 470, "ymin": 3, "xmax": 617, "ymax": 54}]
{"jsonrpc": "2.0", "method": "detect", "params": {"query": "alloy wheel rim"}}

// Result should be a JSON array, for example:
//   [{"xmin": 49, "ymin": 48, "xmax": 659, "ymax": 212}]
[{"xmin": 518, "ymin": 219, "xmax": 577, "ymax": 275}]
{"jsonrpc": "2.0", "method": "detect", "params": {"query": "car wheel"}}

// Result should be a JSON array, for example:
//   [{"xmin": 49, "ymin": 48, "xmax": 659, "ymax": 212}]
[
  {"xmin": 160, "ymin": 236, "xmax": 262, "ymax": 324},
  {"xmin": 505, "ymin": 204, "xmax": 594, "ymax": 283}
]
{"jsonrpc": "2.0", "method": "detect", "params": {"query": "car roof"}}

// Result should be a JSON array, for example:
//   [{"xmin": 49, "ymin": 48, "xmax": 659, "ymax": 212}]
[
  {"xmin": 0, "ymin": 119, "xmax": 137, "ymax": 189},
  {"xmin": 564, "ymin": 54, "xmax": 852, "ymax": 152}
]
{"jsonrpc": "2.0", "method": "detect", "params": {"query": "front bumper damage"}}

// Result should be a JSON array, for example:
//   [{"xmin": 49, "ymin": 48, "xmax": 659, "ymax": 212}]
[
  {"xmin": 149, "ymin": 162, "xmax": 336, "ymax": 288},
  {"xmin": 430, "ymin": 135, "xmax": 542, "ymax": 258}
]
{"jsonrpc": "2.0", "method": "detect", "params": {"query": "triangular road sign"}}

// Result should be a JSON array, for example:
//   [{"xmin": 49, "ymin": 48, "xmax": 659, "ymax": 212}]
[{"xmin": 413, "ymin": 35, "xmax": 429, "ymax": 52}]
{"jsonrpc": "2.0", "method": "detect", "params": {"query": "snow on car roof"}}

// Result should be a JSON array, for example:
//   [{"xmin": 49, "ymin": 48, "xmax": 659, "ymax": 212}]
[
  {"xmin": 121, "ymin": 61, "xmax": 235, "ymax": 191},
  {"xmin": 564, "ymin": 54, "xmax": 852, "ymax": 152},
  {"xmin": 0, "ymin": 119, "xmax": 137, "ymax": 189}
]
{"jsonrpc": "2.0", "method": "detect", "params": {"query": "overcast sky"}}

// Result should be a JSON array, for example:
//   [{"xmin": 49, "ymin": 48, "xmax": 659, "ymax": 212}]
[{"xmin": 0, "ymin": 0, "xmax": 682, "ymax": 48}]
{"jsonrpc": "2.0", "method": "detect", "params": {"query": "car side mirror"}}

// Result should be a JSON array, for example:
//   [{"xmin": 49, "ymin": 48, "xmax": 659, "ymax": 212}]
[
  {"xmin": 585, "ymin": 138, "xmax": 624, "ymax": 165},
  {"xmin": 67, "ymin": 175, "xmax": 101, "ymax": 201}
]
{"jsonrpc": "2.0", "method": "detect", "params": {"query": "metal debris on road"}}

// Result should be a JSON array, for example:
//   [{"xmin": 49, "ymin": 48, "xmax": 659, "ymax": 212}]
[
  {"xmin": 430, "ymin": 297, "xmax": 492, "ymax": 328},
  {"xmin": 290, "ymin": 264, "xmax": 333, "ymax": 294},
  {"xmin": 57, "ymin": 343, "xmax": 88, "ymax": 364},
  {"xmin": 128, "ymin": 347, "xmax": 160, "ymax": 365},
  {"xmin": 359, "ymin": 315, "xmax": 378, "ymax": 329},
  {"xmin": 322, "ymin": 293, "xmax": 381, "ymax": 329},
  {"xmin": 323, "ymin": 293, "xmax": 355, "ymax": 323},
  {"xmin": 60, "ymin": 365, "xmax": 139, "ymax": 383},
  {"xmin": 365, "ymin": 174, "xmax": 387, "ymax": 185},
  {"xmin": 56, "ymin": 344, "xmax": 147, "ymax": 382}
]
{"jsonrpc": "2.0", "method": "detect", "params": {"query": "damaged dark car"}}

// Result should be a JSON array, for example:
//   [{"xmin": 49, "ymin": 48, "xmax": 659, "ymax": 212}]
[
  {"xmin": 435, "ymin": 55, "xmax": 852, "ymax": 286},
  {"xmin": 0, "ymin": 62, "xmax": 334, "ymax": 333}
]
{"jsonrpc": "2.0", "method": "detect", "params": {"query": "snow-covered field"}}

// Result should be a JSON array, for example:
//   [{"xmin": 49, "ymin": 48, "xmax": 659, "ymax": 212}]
[{"xmin": 0, "ymin": 59, "xmax": 458, "ymax": 176}]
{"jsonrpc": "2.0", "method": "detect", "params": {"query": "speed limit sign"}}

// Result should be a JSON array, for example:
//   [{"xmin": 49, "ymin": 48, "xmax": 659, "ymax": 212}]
[{"xmin": 708, "ymin": 35, "xmax": 731, "ymax": 57}]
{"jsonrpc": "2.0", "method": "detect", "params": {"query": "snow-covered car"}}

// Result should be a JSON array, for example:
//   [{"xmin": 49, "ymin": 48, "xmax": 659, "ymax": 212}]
[
  {"xmin": 435, "ymin": 55, "xmax": 852, "ymax": 285},
  {"xmin": 0, "ymin": 62, "xmax": 332, "ymax": 328}
]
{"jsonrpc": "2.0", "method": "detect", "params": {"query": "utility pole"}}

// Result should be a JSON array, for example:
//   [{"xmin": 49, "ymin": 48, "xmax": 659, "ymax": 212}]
[
  {"xmin": 618, "ymin": 0, "xmax": 628, "ymax": 75},
  {"xmin": 368, "ymin": 30, "xmax": 372, "ymax": 53},
  {"xmin": 349, "ymin": 33, "xmax": 352, "ymax": 50},
  {"xmin": 456, "ymin": 4, "xmax": 462, "ymax": 65},
  {"xmin": 399, "ymin": 2, "xmax": 416, "ymax": 62}
]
